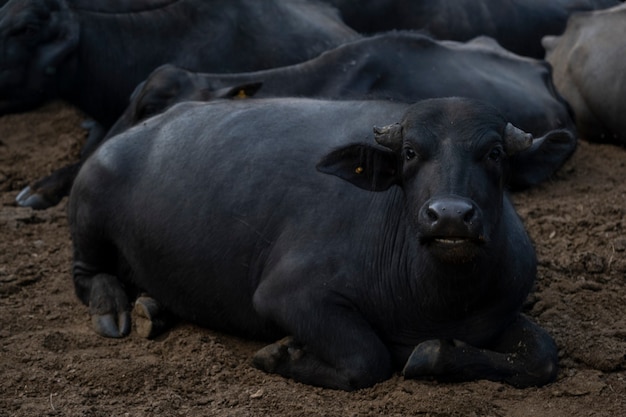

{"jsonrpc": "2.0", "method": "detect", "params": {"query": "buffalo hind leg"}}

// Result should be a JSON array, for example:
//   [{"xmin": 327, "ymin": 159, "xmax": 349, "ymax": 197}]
[
  {"xmin": 402, "ymin": 315, "xmax": 558, "ymax": 387},
  {"xmin": 73, "ymin": 266, "xmax": 132, "ymax": 338},
  {"xmin": 87, "ymin": 274, "xmax": 131, "ymax": 338},
  {"xmin": 133, "ymin": 294, "xmax": 178, "ymax": 339}
]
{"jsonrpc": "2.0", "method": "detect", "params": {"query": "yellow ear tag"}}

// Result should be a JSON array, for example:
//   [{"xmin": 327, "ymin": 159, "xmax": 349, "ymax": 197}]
[
  {"xmin": 355, "ymin": 166, "xmax": 364, "ymax": 174},
  {"xmin": 236, "ymin": 89, "xmax": 248, "ymax": 99}
]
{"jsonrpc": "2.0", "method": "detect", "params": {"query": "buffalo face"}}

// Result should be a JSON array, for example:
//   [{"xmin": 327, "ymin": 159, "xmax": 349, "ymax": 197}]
[
  {"xmin": 318, "ymin": 98, "xmax": 533, "ymax": 263},
  {"xmin": 0, "ymin": 0, "xmax": 78, "ymax": 113}
]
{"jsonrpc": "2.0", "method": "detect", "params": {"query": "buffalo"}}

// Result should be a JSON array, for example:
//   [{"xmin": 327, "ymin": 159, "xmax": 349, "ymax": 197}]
[
  {"xmin": 543, "ymin": 3, "xmax": 626, "ymax": 146},
  {"xmin": 20, "ymin": 32, "xmax": 577, "ymax": 209},
  {"xmin": 323, "ymin": 0, "xmax": 620, "ymax": 57},
  {"xmin": 68, "ymin": 97, "xmax": 564, "ymax": 390},
  {"xmin": 0, "ymin": 0, "xmax": 357, "ymax": 125}
]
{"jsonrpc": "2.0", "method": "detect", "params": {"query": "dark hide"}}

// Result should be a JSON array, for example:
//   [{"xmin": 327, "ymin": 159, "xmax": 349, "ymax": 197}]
[
  {"xmin": 323, "ymin": 0, "xmax": 619, "ymax": 57},
  {"xmin": 68, "ymin": 97, "xmax": 559, "ymax": 390},
  {"xmin": 0, "ymin": 0, "xmax": 358, "ymax": 125},
  {"xmin": 21, "ymin": 32, "xmax": 577, "ymax": 209},
  {"xmin": 111, "ymin": 33, "xmax": 576, "ymax": 139}
]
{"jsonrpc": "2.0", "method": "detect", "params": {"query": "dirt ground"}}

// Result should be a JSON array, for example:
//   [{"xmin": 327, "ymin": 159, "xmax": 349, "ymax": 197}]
[{"xmin": 0, "ymin": 101, "xmax": 625, "ymax": 416}]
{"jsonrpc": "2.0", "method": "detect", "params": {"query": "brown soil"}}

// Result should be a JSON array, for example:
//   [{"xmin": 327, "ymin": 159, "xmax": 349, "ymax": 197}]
[{"xmin": 1, "ymin": 101, "xmax": 625, "ymax": 417}]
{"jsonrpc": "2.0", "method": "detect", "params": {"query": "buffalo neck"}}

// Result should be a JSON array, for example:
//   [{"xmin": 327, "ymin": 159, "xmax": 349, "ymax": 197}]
[{"xmin": 354, "ymin": 192, "xmax": 528, "ymax": 346}]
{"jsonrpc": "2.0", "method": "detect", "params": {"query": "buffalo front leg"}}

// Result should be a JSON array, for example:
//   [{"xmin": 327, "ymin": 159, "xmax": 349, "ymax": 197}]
[
  {"xmin": 16, "ymin": 162, "xmax": 82, "ymax": 209},
  {"xmin": 16, "ymin": 120, "xmax": 106, "ymax": 210},
  {"xmin": 251, "ymin": 324, "xmax": 392, "ymax": 392},
  {"xmin": 252, "ymin": 279, "xmax": 394, "ymax": 390},
  {"xmin": 402, "ymin": 315, "xmax": 558, "ymax": 387}
]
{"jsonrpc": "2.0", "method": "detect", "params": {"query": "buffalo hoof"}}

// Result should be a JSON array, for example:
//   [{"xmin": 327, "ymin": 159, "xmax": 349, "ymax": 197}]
[
  {"xmin": 402, "ymin": 339, "xmax": 465, "ymax": 379},
  {"xmin": 15, "ymin": 186, "xmax": 59, "ymax": 210},
  {"xmin": 91, "ymin": 311, "xmax": 131, "ymax": 338},
  {"xmin": 252, "ymin": 336, "xmax": 304, "ymax": 372},
  {"xmin": 132, "ymin": 295, "xmax": 176, "ymax": 339}
]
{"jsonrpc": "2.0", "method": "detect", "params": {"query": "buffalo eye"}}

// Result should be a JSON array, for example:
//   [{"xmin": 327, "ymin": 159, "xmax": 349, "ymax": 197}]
[
  {"xmin": 486, "ymin": 145, "xmax": 504, "ymax": 163},
  {"xmin": 403, "ymin": 146, "xmax": 417, "ymax": 161}
]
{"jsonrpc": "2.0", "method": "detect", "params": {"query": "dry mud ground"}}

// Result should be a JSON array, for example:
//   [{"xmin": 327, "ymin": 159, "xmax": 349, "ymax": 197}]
[{"xmin": 0, "ymin": 101, "xmax": 625, "ymax": 416}]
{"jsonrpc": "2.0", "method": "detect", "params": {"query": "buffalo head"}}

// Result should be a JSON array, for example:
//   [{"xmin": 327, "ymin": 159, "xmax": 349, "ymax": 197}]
[
  {"xmin": 317, "ymin": 97, "xmax": 567, "ymax": 263},
  {"xmin": 0, "ymin": 0, "xmax": 78, "ymax": 113}
]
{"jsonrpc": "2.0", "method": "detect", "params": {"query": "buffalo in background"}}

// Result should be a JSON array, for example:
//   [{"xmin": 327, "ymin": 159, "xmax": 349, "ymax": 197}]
[
  {"xmin": 543, "ymin": 3, "xmax": 626, "ymax": 146},
  {"xmin": 322, "ymin": 0, "xmax": 620, "ymax": 57},
  {"xmin": 6, "ymin": 0, "xmax": 619, "ymax": 392},
  {"xmin": 18, "ymin": 32, "xmax": 578, "ymax": 209},
  {"xmin": 0, "ymin": 0, "xmax": 358, "ymax": 127}
]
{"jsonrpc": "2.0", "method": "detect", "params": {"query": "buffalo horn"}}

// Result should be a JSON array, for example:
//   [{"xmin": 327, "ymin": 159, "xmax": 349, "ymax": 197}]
[
  {"xmin": 504, "ymin": 123, "xmax": 533, "ymax": 155},
  {"xmin": 373, "ymin": 123, "xmax": 403, "ymax": 152}
]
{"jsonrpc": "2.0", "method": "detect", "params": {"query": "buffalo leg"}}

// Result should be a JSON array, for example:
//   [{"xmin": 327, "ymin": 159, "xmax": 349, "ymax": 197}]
[
  {"xmin": 252, "ymin": 273, "xmax": 393, "ymax": 390},
  {"xmin": 72, "ymin": 256, "xmax": 134, "ymax": 338},
  {"xmin": 16, "ymin": 119, "xmax": 106, "ymax": 210},
  {"xmin": 16, "ymin": 162, "xmax": 82, "ymax": 209},
  {"xmin": 133, "ymin": 294, "xmax": 178, "ymax": 339},
  {"xmin": 82, "ymin": 273, "xmax": 131, "ymax": 338},
  {"xmin": 402, "ymin": 315, "xmax": 558, "ymax": 387},
  {"xmin": 251, "ymin": 319, "xmax": 392, "ymax": 391}
]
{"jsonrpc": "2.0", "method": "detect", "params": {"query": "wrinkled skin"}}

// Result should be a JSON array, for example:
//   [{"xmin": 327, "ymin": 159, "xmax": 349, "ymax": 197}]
[
  {"xmin": 543, "ymin": 3, "xmax": 626, "ymax": 146},
  {"xmin": 21, "ymin": 32, "xmax": 578, "ymax": 209},
  {"xmin": 69, "ymin": 97, "xmax": 561, "ymax": 390}
]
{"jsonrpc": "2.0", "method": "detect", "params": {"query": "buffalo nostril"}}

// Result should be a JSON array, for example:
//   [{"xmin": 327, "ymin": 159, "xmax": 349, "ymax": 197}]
[
  {"xmin": 426, "ymin": 207, "xmax": 439, "ymax": 222},
  {"xmin": 463, "ymin": 207, "xmax": 476, "ymax": 224}
]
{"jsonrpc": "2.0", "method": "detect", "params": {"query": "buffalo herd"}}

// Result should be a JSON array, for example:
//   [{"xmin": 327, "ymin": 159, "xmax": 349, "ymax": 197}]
[{"xmin": 1, "ymin": 0, "xmax": 623, "ymax": 390}]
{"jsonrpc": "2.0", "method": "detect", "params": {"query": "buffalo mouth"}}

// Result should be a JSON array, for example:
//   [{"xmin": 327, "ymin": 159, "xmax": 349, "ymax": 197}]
[
  {"xmin": 421, "ymin": 235, "xmax": 486, "ymax": 263},
  {"xmin": 430, "ymin": 236, "xmax": 484, "ymax": 245}
]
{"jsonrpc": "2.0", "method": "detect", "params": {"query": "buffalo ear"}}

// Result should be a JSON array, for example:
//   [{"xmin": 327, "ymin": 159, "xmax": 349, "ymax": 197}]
[
  {"xmin": 128, "ymin": 80, "xmax": 148, "ymax": 103},
  {"xmin": 317, "ymin": 144, "xmax": 399, "ymax": 191},
  {"xmin": 508, "ymin": 129, "xmax": 577, "ymax": 190},
  {"xmin": 36, "ymin": 4, "xmax": 79, "ymax": 75},
  {"xmin": 214, "ymin": 82, "xmax": 263, "ymax": 99}
]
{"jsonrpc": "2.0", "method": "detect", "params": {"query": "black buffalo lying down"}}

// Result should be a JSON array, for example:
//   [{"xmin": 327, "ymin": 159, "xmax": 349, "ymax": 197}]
[
  {"xmin": 323, "ymin": 0, "xmax": 620, "ymax": 58},
  {"xmin": 20, "ymin": 32, "xmax": 577, "ymax": 210},
  {"xmin": 69, "ymin": 97, "xmax": 563, "ymax": 390},
  {"xmin": 113, "ymin": 34, "xmax": 575, "ymax": 139},
  {"xmin": 0, "ymin": 0, "xmax": 356, "ymax": 125}
]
